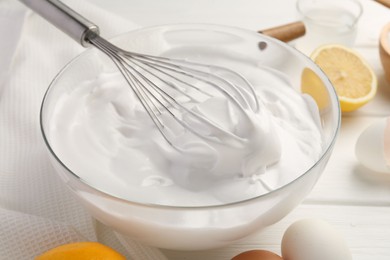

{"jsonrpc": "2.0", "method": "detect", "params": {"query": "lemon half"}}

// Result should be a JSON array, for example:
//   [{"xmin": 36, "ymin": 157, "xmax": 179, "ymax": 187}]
[{"xmin": 310, "ymin": 44, "xmax": 377, "ymax": 112}]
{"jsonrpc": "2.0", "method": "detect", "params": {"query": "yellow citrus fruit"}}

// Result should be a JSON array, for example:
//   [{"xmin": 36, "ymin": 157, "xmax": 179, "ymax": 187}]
[
  {"xmin": 35, "ymin": 241, "xmax": 125, "ymax": 260},
  {"xmin": 310, "ymin": 44, "xmax": 377, "ymax": 112},
  {"xmin": 301, "ymin": 67, "xmax": 330, "ymax": 111}
]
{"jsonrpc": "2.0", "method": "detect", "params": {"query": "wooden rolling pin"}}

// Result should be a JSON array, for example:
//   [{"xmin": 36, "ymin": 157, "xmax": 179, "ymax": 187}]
[
  {"xmin": 259, "ymin": 21, "xmax": 306, "ymax": 42},
  {"xmin": 375, "ymin": 0, "xmax": 390, "ymax": 8}
]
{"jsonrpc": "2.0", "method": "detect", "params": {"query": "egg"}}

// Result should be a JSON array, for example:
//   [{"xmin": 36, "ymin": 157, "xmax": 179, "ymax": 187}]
[
  {"xmin": 231, "ymin": 250, "xmax": 283, "ymax": 260},
  {"xmin": 355, "ymin": 117, "xmax": 390, "ymax": 173},
  {"xmin": 281, "ymin": 218, "xmax": 352, "ymax": 260}
]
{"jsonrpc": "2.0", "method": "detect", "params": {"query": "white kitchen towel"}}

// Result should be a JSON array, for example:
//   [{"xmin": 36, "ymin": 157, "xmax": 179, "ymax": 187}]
[{"xmin": 0, "ymin": 0, "xmax": 166, "ymax": 259}]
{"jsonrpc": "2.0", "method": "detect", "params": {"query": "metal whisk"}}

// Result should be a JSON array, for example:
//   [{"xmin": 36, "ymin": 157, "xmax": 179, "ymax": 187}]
[{"xmin": 21, "ymin": 0, "xmax": 259, "ymax": 147}]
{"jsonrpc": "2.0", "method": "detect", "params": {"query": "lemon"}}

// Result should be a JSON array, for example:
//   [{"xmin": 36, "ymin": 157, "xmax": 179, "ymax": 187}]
[
  {"xmin": 35, "ymin": 242, "xmax": 125, "ymax": 260},
  {"xmin": 309, "ymin": 44, "xmax": 377, "ymax": 112},
  {"xmin": 301, "ymin": 67, "xmax": 330, "ymax": 111}
]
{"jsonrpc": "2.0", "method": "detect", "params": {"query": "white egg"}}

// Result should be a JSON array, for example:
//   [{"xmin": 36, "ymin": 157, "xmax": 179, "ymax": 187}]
[
  {"xmin": 355, "ymin": 117, "xmax": 390, "ymax": 173},
  {"xmin": 281, "ymin": 218, "xmax": 352, "ymax": 260}
]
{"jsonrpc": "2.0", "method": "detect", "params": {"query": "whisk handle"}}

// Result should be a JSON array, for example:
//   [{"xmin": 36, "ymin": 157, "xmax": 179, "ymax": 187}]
[{"xmin": 19, "ymin": 0, "xmax": 99, "ymax": 47}]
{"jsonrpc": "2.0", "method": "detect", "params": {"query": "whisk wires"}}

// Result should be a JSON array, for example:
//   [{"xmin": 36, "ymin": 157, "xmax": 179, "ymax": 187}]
[{"xmin": 88, "ymin": 34, "xmax": 259, "ymax": 147}]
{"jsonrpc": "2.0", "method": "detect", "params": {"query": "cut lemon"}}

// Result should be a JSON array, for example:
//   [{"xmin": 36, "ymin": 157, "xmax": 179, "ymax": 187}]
[
  {"xmin": 35, "ymin": 242, "xmax": 125, "ymax": 260},
  {"xmin": 310, "ymin": 44, "xmax": 377, "ymax": 112},
  {"xmin": 301, "ymin": 67, "xmax": 330, "ymax": 111}
]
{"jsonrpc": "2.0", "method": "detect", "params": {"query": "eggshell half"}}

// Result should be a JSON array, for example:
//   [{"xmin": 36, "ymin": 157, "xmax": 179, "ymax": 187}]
[{"xmin": 355, "ymin": 117, "xmax": 390, "ymax": 173}]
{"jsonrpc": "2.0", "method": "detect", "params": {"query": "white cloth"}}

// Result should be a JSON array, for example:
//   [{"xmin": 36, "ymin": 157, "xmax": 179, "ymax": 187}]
[{"xmin": 0, "ymin": 0, "xmax": 166, "ymax": 259}]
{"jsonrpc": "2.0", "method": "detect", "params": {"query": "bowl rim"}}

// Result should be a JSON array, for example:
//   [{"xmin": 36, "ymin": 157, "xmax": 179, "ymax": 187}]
[{"xmin": 40, "ymin": 23, "xmax": 341, "ymax": 210}]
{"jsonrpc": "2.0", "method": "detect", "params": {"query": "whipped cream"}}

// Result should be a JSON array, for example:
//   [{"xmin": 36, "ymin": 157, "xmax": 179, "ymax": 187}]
[{"xmin": 49, "ymin": 49, "xmax": 323, "ymax": 206}]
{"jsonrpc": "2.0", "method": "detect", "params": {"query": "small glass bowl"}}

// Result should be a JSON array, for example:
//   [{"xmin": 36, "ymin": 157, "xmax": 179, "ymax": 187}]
[
  {"xmin": 40, "ymin": 24, "xmax": 340, "ymax": 250},
  {"xmin": 296, "ymin": 0, "xmax": 363, "ymax": 54}
]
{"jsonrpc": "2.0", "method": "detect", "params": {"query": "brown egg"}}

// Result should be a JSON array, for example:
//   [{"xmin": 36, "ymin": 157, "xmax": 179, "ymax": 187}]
[{"xmin": 232, "ymin": 250, "xmax": 283, "ymax": 260}]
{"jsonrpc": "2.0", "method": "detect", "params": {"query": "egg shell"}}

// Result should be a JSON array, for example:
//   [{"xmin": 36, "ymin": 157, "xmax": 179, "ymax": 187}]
[
  {"xmin": 355, "ymin": 117, "xmax": 390, "ymax": 173},
  {"xmin": 281, "ymin": 218, "xmax": 352, "ymax": 260},
  {"xmin": 231, "ymin": 250, "xmax": 283, "ymax": 260}
]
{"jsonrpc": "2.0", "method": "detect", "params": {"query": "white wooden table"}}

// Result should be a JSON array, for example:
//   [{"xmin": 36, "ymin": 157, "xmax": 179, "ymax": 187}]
[{"xmin": 93, "ymin": 0, "xmax": 390, "ymax": 258}]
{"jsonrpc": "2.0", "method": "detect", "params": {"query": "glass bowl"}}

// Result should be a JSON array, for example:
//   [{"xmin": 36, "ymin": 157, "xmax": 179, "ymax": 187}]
[{"xmin": 40, "ymin": 24, "xmax": 340, "ymax": 250}]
